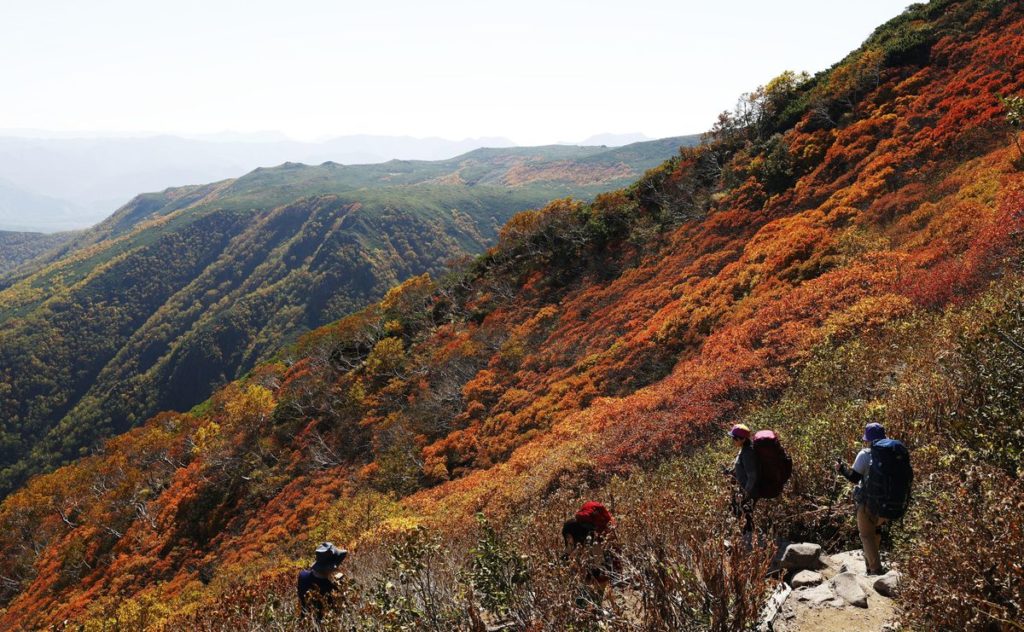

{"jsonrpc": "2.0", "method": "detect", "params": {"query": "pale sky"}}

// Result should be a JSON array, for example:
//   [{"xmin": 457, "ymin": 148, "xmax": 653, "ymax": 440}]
[{"xmin": 1, "ymin": 0, "xmax": 913, "ymax": 145}]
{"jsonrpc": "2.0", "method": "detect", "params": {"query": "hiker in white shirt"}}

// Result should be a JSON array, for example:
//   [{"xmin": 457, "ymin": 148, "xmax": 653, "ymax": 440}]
[{"xmin": 835, "ymin": 422, "xmax": 888, "ymax": 575}]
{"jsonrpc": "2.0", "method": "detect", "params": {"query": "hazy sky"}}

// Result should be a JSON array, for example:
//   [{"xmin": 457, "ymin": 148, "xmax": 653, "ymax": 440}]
[{"xmin": 2, "ymin": 0, "xmax": 912, "ymax": 144}]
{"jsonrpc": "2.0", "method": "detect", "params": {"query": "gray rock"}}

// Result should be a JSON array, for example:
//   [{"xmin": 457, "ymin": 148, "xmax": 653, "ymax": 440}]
[
  {"xmin": 832, "ymin": 571, "xmax": 869, "ymax": 608},
  {"xmin": 873, "ymin": 571, "xmax": 901, "ymax": 597},
  {"xmin": 855, "ymin": 573, "xmax": 876, "ymax": 594},
  {"xmin": 794, "ymin": 582, "xmax": 844, "ymax": 608},
  {"xmin": 791, "ymin": 570, "xmax": 824, "ymax": 588},
  {"xmin": 781, "ymin": 543, "xmax": 824, "ymax": 570},
  {"xmin": 827, "ymin": 550, "xmax": 867, "ymax": 575}
]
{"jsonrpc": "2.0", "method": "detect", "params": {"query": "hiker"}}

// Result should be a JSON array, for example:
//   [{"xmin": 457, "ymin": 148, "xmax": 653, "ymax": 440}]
[
  {"xmin": 297, "ymin": 542, "xmax": 347, "ymax": 623},
  {"xmin": 562, "ymin": 501, "xmax": 620, "ymax": 609},
  {"xmin": 725, "ymin": 424, "xmax": 758, "ymax": 533},
  {"xmin": 724, "ymin": 424, "xmax": 792, "ymax": 540},
  {"xmin": 835, "ymin": 422, "xmax": 912, "ymax": 575}
]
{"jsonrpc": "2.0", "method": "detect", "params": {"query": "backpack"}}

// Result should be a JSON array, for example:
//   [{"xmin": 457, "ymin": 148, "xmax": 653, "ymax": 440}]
[
  {"xmin": 863, "ymin": 439, "xmax": 913, "ymax": 519},
  {"xmin": 752, "ymin": 430, "xmax": 792, "ymax": 499},
  {"xmin": 575, "ymin": 501, "xmax": 613, "ymax": 532}
]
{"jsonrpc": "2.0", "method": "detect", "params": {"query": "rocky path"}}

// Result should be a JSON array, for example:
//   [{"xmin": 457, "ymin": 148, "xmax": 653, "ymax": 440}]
[{"xmin": 765, "ymin": 544, "xmax": 901, "ymax": 632}]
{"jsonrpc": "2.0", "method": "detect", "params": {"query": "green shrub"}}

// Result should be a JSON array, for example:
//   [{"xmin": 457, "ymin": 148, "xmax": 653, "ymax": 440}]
[{"xmin": 465, "ymin": 514, "xmax": 530, "ymax": 621}]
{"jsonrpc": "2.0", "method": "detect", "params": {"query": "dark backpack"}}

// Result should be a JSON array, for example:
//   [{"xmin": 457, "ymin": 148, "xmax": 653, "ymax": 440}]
[
  {"xmin": 863, "ymin": 439, "xmax": 913, "ymax": 519},
  {"xmin": 752, "ymin": 430, "xmax": 792, "ymax": 499}
]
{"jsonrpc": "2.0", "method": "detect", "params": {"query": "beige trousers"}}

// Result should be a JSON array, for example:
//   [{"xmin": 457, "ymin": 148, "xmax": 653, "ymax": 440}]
[{"xmin": 856, "ymin": 503, "xmax": 887, "ymax": 573}]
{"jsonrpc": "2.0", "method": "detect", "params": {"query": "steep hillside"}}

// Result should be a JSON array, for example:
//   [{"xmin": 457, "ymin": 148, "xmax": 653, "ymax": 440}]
[
  {"xmin": 1, "ymin": 1, "xmax": 1023, "ymax": 630},
  {"xmin": 0, "ymin": 230, "xmax": 76, "ymax": 276},
  {"xmin": 0, "ymin": 138, "xmax": 696, "ymax": 496}
]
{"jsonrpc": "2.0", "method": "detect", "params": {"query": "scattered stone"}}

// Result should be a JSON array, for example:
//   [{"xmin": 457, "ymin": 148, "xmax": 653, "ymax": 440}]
[
  {"xmin": 832, "ymin": 571, "xmax": 869, "ymax": 608},
  {"xmin": 781, "ymin": 543, "xmax": 824, "ymax": 570},
  {"xmin": 874, "ymin": 571, "xmax": 901, "ymax": 597},
  {"xmin": 791, "ymin": 570, "xmax": 824, "ymax": 588},
  {"xmin": 794, "ymin": 582, "xmax": 844, "ymax": 608},
  {"xmin": 880, "ymin": 622, "xmax": 903, "ymax": 632}
]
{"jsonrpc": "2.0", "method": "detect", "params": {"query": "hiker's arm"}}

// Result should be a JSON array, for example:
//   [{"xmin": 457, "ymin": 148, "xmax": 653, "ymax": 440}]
[
  {"xmin": 723, "ymin": 454, "xmax": 739, "ymax": 477},
  {"xmin": 740, "ymin": 448, "xmax": 758, "ymax": 496},
  {"xmin": 836, "ymin": 461, "xmax": 862, "ymax": 484}
]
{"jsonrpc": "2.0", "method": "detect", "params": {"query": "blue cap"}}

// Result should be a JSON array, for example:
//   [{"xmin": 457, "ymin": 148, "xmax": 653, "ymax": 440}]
[
  {"xmin": 862, "ymin": 423, "xmax": 886, "ymax": 442},
  {"xmin": 312, "ymin": 542, "xmax": 347, "ymax": 573}
]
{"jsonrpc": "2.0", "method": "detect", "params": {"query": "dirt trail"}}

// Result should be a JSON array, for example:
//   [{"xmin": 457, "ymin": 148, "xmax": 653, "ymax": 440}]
[{"xmin": 770, "ymin": 548, "xmax": 900, "ymax": 632}]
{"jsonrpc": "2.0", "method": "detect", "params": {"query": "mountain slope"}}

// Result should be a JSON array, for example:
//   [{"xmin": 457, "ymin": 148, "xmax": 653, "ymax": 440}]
[
  {"xmin": 1, "ymin": 1, "xmax": 1023, "ymax": 629},
  {"xmin": 0, "ymin": 138, "xmax": 698, "ymax": 495},
  {"xmin": 0, "ymin": 231, "xmax": 76, "ymax": 276}
]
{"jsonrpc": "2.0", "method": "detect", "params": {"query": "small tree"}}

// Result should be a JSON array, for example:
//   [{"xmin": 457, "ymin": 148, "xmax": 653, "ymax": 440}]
[{"xmin": 466, "ymin": 514, "xmax": 530, "ymax": 622}]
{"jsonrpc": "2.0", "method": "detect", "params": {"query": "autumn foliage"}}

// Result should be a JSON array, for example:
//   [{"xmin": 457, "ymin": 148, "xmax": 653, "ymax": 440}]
[{"xmin": 2, "ymin": 1, "xmax": 1024, "ymax": 630}]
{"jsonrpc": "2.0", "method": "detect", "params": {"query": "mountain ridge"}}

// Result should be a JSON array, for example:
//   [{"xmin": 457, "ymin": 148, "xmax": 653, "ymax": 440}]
[{"xmin": 0, "ymin": 134, "xmax": 683, "ymax": 232}]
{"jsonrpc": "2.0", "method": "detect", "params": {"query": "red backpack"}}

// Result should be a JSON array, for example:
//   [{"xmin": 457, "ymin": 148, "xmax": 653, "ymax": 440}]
[
  {"xmin": 575, "ymin": 501, "xmax": 614, "ymax": 532},
  {"xmin": 752, "ymin": 430, "xmax": 792, "ymax": 499}
]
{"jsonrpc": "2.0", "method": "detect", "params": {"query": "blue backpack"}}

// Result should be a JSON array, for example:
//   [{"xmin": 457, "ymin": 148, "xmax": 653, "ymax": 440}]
[{"xmin": 863, "ymin": 439, "xmax": 913, "ymax": 519}]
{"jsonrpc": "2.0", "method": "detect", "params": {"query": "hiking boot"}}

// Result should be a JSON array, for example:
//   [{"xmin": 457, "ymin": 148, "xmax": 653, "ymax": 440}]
[{"xmin": 866, "ymin": 566, "xmax": 887, "ymax": 576}]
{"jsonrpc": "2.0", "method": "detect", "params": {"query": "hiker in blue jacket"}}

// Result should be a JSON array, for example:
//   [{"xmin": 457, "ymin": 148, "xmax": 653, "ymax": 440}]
[
  {"xmin": 836, "ymin": 422, "xmax": 889, "ymax": 575},
  {"xmin": 297, "ymin": 542, "xmax": 347, "ymax": 624}
]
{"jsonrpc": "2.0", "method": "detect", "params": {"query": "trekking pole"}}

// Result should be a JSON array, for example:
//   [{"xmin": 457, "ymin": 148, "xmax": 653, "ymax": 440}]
[{"xmin": 721, "ymin": 464, "xmax": 738, "ymax": 520}]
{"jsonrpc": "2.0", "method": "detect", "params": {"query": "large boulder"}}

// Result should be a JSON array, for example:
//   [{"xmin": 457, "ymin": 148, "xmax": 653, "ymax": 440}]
[
  {"xmin": 873, "ymin": 571, "xmax": 901, "ymax": 597},
  {"xmin": 832, "ymin": 572, "xmax": 869, "ymax": 608},
  {"xmin": 780, "ymin": 543, "xmax": 824, "ymax": 570}
]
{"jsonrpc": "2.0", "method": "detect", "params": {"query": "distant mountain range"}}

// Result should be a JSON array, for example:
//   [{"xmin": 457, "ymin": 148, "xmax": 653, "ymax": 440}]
[
  {"xmin": 577, "ymin": 132, "xmax": 650, "ymax": 146},
  {"xmin": 0, "ymin": 135, "xmax": 699, "ymax": 496},
  {"xmin": 0, "ymin": 132, "xmax": 664, "ymax": 232},
  {"xmin": 0, "ymin": 178, "xmax": 82, "ymax": 233}
]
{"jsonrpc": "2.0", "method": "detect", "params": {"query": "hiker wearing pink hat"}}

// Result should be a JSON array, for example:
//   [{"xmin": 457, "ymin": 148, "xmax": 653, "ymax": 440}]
[{"xmin": 725, "ymin": 424, "xmax": 757, "ymax": 533}]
